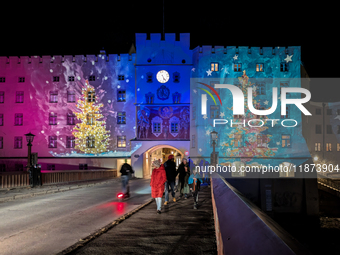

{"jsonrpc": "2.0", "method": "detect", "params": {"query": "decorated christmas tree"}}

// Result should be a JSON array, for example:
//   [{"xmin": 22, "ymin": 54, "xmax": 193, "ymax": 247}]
[
  {"xmin": 72, "ymin": 80, "xmax": 110, "ymax": 154},
  {"xmin": 221, "ymin": 71, "xmax": 277, "ymax": 162}
]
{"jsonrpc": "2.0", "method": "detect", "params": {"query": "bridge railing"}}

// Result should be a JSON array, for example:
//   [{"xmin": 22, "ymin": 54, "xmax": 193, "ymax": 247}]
[
  {"xmin": 210, "ymin": 173, "xmax": 311, "ymax": 255},
  {"xmin": 0, "ymin": 169, "xmax": 117, "ymax": 189}
]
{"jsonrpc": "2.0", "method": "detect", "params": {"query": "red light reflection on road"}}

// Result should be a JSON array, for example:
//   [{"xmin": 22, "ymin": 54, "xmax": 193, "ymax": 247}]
[{"xmin": 96, "ymin": 202, "xmax": 126, "ymax": 215}]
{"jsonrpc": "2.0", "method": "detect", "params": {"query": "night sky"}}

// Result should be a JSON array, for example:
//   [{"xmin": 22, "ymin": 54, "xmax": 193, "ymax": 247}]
[{"xmin": 0, "ymin": 1, "xmax": 336, "ymax": 100}]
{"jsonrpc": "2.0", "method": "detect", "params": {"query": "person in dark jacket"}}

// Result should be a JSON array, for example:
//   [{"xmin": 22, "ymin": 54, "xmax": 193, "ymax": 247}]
[
  {"xmin": 177, "ymin": 158, "xmax": 190, "ymax": 199},
  {"xmin": 163, "ymin": 154, "xmax": 178, "ymax": 205},
  {"xmin": 120, "ymin": 159, "xmax": 134, "ymax": 197}
]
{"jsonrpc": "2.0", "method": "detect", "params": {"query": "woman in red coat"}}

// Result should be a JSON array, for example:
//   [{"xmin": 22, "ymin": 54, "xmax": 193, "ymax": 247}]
[{"xmin": 150, "ymin": 159, "xmax": 167, "ymax": 214}]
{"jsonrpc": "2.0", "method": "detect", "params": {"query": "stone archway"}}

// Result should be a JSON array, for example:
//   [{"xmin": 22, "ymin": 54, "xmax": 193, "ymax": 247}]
[{"xmin": 143, "ymin": 145, "xmax": 183, "ymax": 178}]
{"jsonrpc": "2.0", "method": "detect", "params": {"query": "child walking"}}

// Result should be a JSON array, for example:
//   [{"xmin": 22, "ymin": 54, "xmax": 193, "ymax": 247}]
[{"xmin": 188, "ymin": 169, "xmax": 202, "ymax": 209}]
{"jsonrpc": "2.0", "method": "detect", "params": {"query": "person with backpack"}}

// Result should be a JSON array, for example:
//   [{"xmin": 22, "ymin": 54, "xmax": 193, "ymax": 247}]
[
  {"xmin": 188, "ymin": 168, "xmax": 202, "ymax": 209},
  {"xmin": 120, "ymin": 159, "xmax": 134, "ymax": 198},
  {"xmin": 177, "ymin": 158, "xmax": 190, "ymax": 199}
]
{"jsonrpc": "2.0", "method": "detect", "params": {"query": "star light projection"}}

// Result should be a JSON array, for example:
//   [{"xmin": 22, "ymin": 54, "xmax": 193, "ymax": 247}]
[{"xmin": 72, "ymin": 80, "xmax": 110, "ymax": 154}]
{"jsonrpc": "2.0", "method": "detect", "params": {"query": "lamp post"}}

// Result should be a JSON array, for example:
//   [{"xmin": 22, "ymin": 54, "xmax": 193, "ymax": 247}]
[
  {"xmin": 210, "ymin": 131, "xmax": 218, "ymax": 166},
  {"xmin": 25, "ymin": 132, "xmax": 35, "ymax": 172}
]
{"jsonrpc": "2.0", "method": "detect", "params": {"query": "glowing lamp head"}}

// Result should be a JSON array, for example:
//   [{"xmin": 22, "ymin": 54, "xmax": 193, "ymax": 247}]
[{"xmin": 313, "ymin": 156, "xmax": 318, "ymax": 161}]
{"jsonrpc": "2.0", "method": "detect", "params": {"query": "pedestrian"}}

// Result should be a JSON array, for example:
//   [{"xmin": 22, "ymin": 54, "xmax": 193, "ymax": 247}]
[
  {"xmin": 120, "ymin": 159, "xmax": 134, "ymax": 198},
  {"xmin": 188, "ymin": 168, "xmax": 202, "ymax": 209},
  {"xmin": 177, "ymin": 158, "xmax": 190, "ymax": 199},
  {"xmin": 163, "ymin": 154, "xmax": 178, "ymax": 205},
  {"xmin": 150, "ymin": 159, "xmax": 167, "ymax": 214}
]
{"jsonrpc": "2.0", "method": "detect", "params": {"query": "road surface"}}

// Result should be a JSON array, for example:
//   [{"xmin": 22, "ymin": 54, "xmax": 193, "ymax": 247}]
[{"xmin": 0, "ymin": 178, "xmax": 151, "ymax": 255}]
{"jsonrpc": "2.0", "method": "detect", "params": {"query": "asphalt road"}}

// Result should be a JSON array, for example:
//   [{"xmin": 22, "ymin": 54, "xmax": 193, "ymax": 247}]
[{"xmin": 0, "ymin": 178, "xmax": 152, "ymax": 255}]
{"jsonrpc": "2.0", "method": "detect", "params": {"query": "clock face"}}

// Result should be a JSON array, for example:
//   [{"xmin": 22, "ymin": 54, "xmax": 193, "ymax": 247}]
[{"xmin": 156, "ymin": 70, "xmax": 170, "ymax": 83}]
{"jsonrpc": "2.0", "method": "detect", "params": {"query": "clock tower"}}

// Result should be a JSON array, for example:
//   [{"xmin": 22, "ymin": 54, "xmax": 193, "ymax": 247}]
[{"xmin": 130, "ymin": 33, "xmax": 193, "ymax": 178}]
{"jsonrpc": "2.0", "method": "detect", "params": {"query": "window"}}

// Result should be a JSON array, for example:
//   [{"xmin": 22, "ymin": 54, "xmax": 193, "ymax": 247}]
[
  {"xmin": 280, "ymin": 62, "xmax": 288, "ymax": 72},
  {"xmin": 79, "ymin": 164, "xmax": 88, "ymax": 170},
  {"xmin": 192, "ymin": 135, "xmax": 195, "ymax": 148},
  {"xmin": 256, "ymin": 82, "xmax": 266, "ymax": 95},
  {"xmin": 327, "ymin": 109, "xmax": 332, "ymax": 115},
  {"xmin": 282, "ymin": 135, "xmax": 291, "ymax": 148},
  {"xmin": 0, "ymin": 164, "xmax": 5, "ymax": 172},
  {"xmin": 316, "ymin": 125, "xmax": 322, "ymax": 134},
  {"xmin": 211, "ymin": 62, "xmax": 219, "ymax": 71},
  {"xmin": 192, "ymin": 106, "xmax": 196, "ymax": 120},
  {"xmin": 256, "ymin": 63, "xmax": 263, "ymax": 72},
  {"xmin": 233, "ymin": 134, "xmax": 243, "ymax": 147},
  {"xmin": 337, "ymin": 143, "xmax": 340, "ymax": 152},
  {"xmin": 280, "ymin": 81, "xmax": 289, "ymax": 89},
  {"xmin": 231, "ymin": 162, "xmax": 246, "ymax": 177},
  {"xmin": 18, "ymin": 77, "xmax": 25, "ymax": 83},
  {"xmin": 49, "ymin": 113, "xmax": 57, "ymax": 125},
  {"xmin": 0, "ymin": 77, "xmax": 5, "ymax": 82},
  {"xmin": 327, "ymin": 125, "xmax": 332, "ymax": 134},
  {"xmin": 171, "ymin": 123, "xmax": 179, "ymax": 133},
  {"xmin": 0, "ymin": 114, "xmax": 3, "ymax": 126},
  {"xmin": 210, "ymin": 105, "xmax": 220, "ymax": 119},
  {"xmin": 173, "ymin": 72, "xmax": 180, "ymax": 83},
  {"xmin": 117, "ymin": 136, "xmax": 126, "ymax": 148},
  {"xmin": 0, "ymin": 137, "xmax": 3, "ymax": 149},
  {"xmin": 67, "ymin": 112, "xmax": 76, "ymax": 125},
  {"xmin": 117, "ymin": 112, "xmax": 126, "ymax": 124},
  {"xmin": 87, "ymin": 91, "xmax": 95, "ymax": 102},
  {"xmin": 281, "ymin": 106, "xmax": 289, "ymax": 119},
  {"xmin": 315, "ymin": 108, "xmax": 321, "ymax": 115},
  {"xmin": 68, "ymin": 76, "xmax": 75, "ymax": 82},
  {"xmin": 14, "ymin": 113, "xmax": 23, "ymax": 126},
  {"xmin": 87, "ymin": 114, "xmax": 94, "ymax": 125},
  {"xmin": 315, "ymin": 143, "xmax": 321, "ymax": 151},
  {"xmin": 279, "ymin": 162, "xmax": 295, "ymax": 177},
  {"xmin": 89, "ymin": 75, "xmax": 95, "ymax": 81},
  {"xmin": 47, "ymin": 164, "xmax": 55, "ymax": 170},
  {"xmin": 326, "ymin": 143, "xmax": 332, "ymax": 152},
  {"xmin": 337, "ymin": 125, "xmax": 340, "ymax": 134},
  {"xmin": 146, "ymin": 72, "xmax": 153, "ymax": 83},
  {"xmin": 16, "ymin": 91, "xmax": 24, "ymax": 103},
  {"xmin": 66, "ymin": 135, "xmax": 75, "ymax": 148},
  {"xmin": 50, "ymin": 91, "xmax": 58, "ymax": 103},
  {"xmin": 145, "ymin": 92, "xmax": 154, "ymax": 104},
  {"xmin": 172, "ymin": 92, "xmax": 181, "ymax": 103},
  {"xmin": 53, "ymin": 76, "xmax": 60, "ymax": 82},
  {"xmin": 0, "ymin": 92, "xmax": 3, "ymax": 103},
  {"xmin": 14, "ymin": 136, "xmax": 22, "ymax": 149},
  {"xmin": 49, "ymin": 136, "xmax": 57, "ymax": 148},
  {"xmin": 153, "ymin": 122, "xmax": 161, "ymax": 133},
  {"xmin": 118, "ymin": 75, "xmax": 124, "ymax": 80},
  {"xmin": 169, "ymin": 117, "xmax": 180, "ymax": 137},
  {"xmin": 86, "ymin": 136, "xmax": 95, "ymax": 148},
  {"xmin": 234, "ymin": 63, "xmax": 241, "ymax": 72},
  {"xmin": 257, "ymin": 135, "xmax": 267, "ymax": 147},
  {"xmin": 67, "ymin": 90, "xmax": 75, "ymax": 103},
  {"xmin": 15, "ymin": 164, "xmax": 23, "ymax": 171},
  {"xmin": 117, "ymin": 90, "xmax": 126, "ymax": 102}
]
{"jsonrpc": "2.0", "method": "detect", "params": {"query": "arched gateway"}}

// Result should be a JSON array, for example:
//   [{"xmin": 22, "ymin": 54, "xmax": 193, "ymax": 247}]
[{"xmin": 131, "ymin": 144, "xmax": 186, "ymax": 179}]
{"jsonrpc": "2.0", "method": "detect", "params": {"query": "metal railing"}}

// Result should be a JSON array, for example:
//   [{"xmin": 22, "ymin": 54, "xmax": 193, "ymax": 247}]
[{"xmin": 0, "ymin": 169, "xmax": 117, "ymax": 189}]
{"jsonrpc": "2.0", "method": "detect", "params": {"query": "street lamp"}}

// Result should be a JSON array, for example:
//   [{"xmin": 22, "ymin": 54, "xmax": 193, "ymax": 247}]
[
  {"xmin": 25, "ymin": 132, "xmax": 35, "ymax": 171},
  {"xmin": 210, "ymin": 130, "xmax": 218, "ymax": 166}
]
